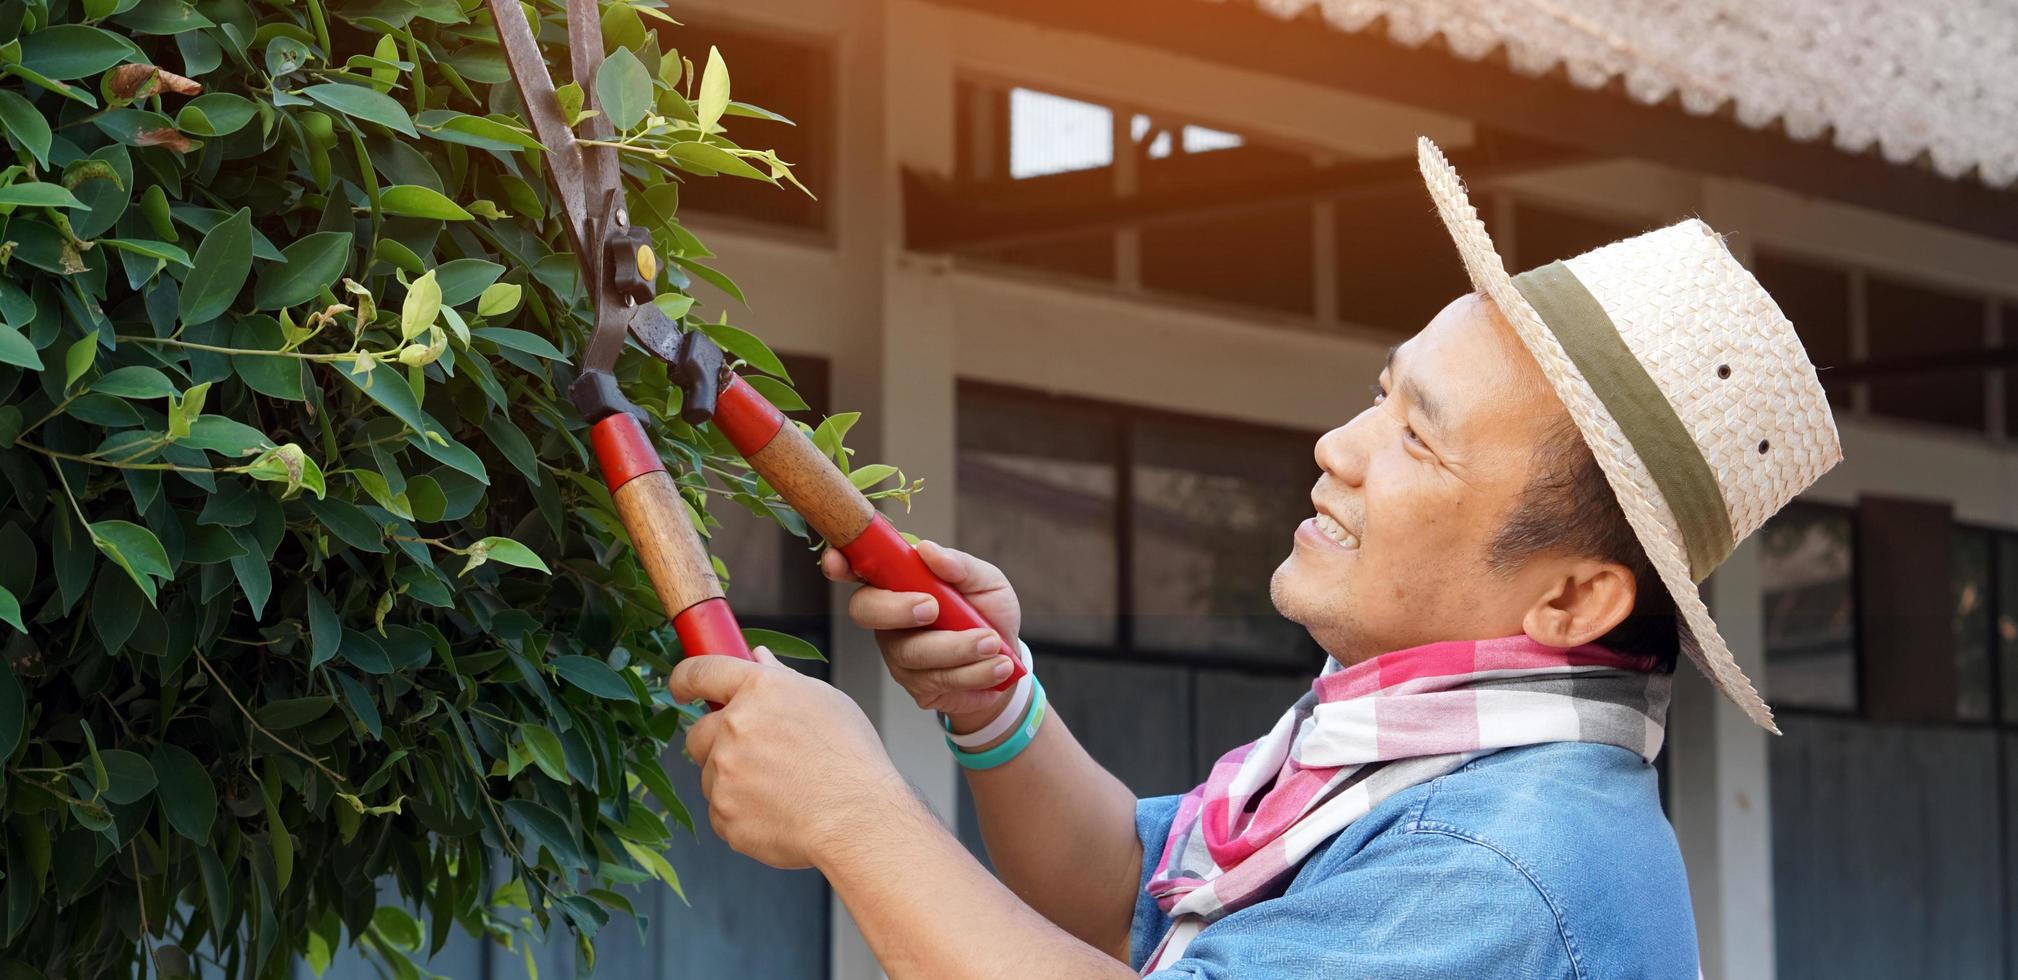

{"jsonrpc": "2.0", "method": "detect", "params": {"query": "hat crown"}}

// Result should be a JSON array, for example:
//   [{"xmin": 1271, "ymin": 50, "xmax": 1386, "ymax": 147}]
[{"xmin": 1557, "ymin": 220, "xmax": 1843, "ymax": 551}]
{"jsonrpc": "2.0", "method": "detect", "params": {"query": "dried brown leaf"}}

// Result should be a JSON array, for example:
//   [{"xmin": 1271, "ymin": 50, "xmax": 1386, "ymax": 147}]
[{"xmin": 108, "ymin": 64, "xmax": 202, "ymax": 102}]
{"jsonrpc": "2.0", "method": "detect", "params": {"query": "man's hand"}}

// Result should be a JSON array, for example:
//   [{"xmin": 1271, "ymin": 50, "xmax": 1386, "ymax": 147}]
[
  {"xmin": 820, "ymin": 541, "xmax": 1024, "ymax": 727},
  {"xmin": 668, "ymin": 647, "xmax": 909, "ymax": 871}
]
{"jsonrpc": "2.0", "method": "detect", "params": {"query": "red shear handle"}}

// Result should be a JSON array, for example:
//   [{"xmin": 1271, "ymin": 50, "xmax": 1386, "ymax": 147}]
[
  {"xmin": 715, "ymin": 377, "xmax": 1025, "ymax": 691},
  {"xmin": 592, "ymin": 414, "xmax": 757, "ymax": 704},
  {"xmin": 839, "ymin": 515, "xmax": 1022, "ymax": 686}
]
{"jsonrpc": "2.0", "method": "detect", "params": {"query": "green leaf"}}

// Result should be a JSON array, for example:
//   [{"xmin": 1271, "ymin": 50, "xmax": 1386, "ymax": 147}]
[
  {"xmin": 174, "ymin": 92, "xmax": 256, "ymax": 136},
  {"xmin": 179, "ymin": 206, "xmax": 253, "ymax": 325},
  {"xmin": 401, "ymin": 268, "xmax": 441, "ymax": 341},
  {"xmin": 0, "ymin": 182, "xmax": 89, "ymax": 209},
  {"xmin": 307, "ymin": 588, "xmax": 340, "ymax": 668},
  {"xmin": 520, "ymin": 724, "xmax": 568, "ymax": 783},
  {"xmin": 695, "ymin": 320, "xmax": 787, "ymax": 378},
  {"xmin": 255, "ymin": 696, "xmax": 334, "ymax": 729},
  {"xmin": 181, "ymin": 415, "xmax": 270, "ymax": 455},
  {"xmin": 664, "ymin": 142, "xmax": 770, "ymax": 184},
  {"xmin": 331, "ymin": 671, "xmax": 380, "ymax": 738},
  {"xmin": 0, "ymin": 325, "xmax": 37, "ymax": 370},
  {"xmin": 620, "ymin": 838, "xmax": 684, "ymax": 901},
  {"xmin": 501, "ymin": 798, "xmax": 583, "ymax": 868},
  {"xmin": 471, "ymin": 327, "xmax": 563, "ymax": 360},
  {"xmin": 742, "ymin": 628, "xmax": 826, "ymax": 662},
  {"xmin": 378, "ymin": 184, "xmax": 473, "ymax": 221},
  {"xmin": 551, "ymin": 656, "xmax": 635, "ymax": 701},
  {"xmin": 434, "ymin": 258, "xmax": 504, "ymax": 306},
  {"xmin": 415, "ymin": 109, "xmax": 541, "ymax": 152},
  {"xmin": 0, "ymin": 655, "xmax": 21, "ymax": 764},
  {"xmin": 372, "ymin": 906, "xmax": 422, "ymax": 950},
  {"xmin": 696, "ymin": 45, "xmax": 729, "ymax": 134},
  {"xmin": 476, "ymin": 282, "xmax": 521, "ymax": 318},
  {"xmin": 595, "ymin": 47, "xmax": 652, "ymax": 132},
  {"xmin": 18, "ymin": 25, "xmax": 134, "ymax": 79},
  {"xmin": 0, "ymin": 90, "xmax": 53, "ymax": 168},
  {"xmin": 261, "ymin": 778, "xmax": 293, "ymax": 893},
  {"xmin": 252, "ymin": 231, "xmax": 352, "ymax": 310},
  {"xmin": 741, "ymin": 373, "xmax": 807, "ymax": 412},
  {"xmin": 847, "ymin": 463, "xmax": 898, "ymax": 491},
  {"xmin": 459, "ymin": 535, "xmax": 548, "ymax": 576},
  {"xmin": 301, "ymin": 81, "xmax": 418, "ymax": 137},
  {"xmin": 151, "ymin": 742, "xmax": 217, "ymax": 842},
  {"xmin": 90, "ymin": 519, "xmax": 171, "ymax": 600},
  {"xmin": 99, "ymin": 749, "xmax": 157, "ymax": 804},
  {"xmin": 0, "ymin": 585, "xmax": 20, "ymax": 633},
  {"xmin": 99, "ymin": 238, "xmax": 194, "ymax": 266},
  {"xmin": 63, "ymin": 330, "xmax": 97, "ymax": 389}
]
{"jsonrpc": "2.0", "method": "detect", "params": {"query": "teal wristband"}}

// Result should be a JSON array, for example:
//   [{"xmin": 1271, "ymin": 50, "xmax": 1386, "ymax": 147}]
[{"xmin": 948, "ymin": 678, "xmax": 1047, "ymax": 771}]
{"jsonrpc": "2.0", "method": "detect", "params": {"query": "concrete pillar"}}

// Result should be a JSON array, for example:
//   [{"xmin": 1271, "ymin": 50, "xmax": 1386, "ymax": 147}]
[
  {"xmin": 827, "ymin": 2, "xmax": 961, "ymax": 977},
  {"xmin": 1670, "ymin": 535, "xmax": 1779, "ymax": 980}
]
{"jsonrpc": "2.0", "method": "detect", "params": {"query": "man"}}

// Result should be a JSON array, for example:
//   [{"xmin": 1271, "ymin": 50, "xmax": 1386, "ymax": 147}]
[{"xmin": 669, "ymin": 138, "xmax": 1842, "ymax": 977}]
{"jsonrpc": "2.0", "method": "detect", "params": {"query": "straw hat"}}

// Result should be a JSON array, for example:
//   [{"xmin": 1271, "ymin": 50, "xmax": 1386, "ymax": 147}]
[{"xmin": 1415, "ymin": 137, "xmax": 1842, "ymax": 733}]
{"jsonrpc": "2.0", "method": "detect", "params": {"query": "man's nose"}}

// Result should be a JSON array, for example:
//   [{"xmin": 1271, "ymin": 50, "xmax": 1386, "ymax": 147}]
[{"xmin": 1314, "ymin": 412, "xmax": 1373, "ymax": 488}]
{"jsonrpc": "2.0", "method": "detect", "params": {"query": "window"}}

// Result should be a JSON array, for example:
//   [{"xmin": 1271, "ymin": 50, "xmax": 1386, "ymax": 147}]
[
  {"xmin": 1865, "ymin": 276, "xmax": 1988, "ymax": 434},
  {"xmin": 1953, "ymin": 529, "xmax": 1994, "ymax": 721},
  {"xmin": 1130, "ymin": 416, "xmax": 1319, "ymax": 665},
  {"xmin": 656, "ymin": 21, "xmax": 830, "ymax": 231},
  {"xmin": 1751, "ymin": 251, "xmax": 1853, "ymax": 409},
  {"xmin": 1760, "ymin": 503, "xmax": 1858, "ymax": 711},
  {"xmin": 1008, "ymin": 88, "xmax": 1114, "ymax": 178},
  {"xmin": 953, "ymin": 384, "xmax": 1328, "ymax": 809},
  {"xmin": 956, "ymin": 389, "xmax": 1121, "ymax": 647}
]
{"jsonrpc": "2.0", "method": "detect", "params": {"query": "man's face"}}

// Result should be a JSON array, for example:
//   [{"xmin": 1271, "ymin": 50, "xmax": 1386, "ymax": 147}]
[{"xmin": 1270, "ymin": 293, "xmax": 1571, "ymax": 665}]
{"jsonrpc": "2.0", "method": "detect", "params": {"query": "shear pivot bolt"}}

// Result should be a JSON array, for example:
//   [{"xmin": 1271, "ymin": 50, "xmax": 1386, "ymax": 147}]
[{"xmin": 636, "ymin": 244, "xmax": 658, "ymax": 282}]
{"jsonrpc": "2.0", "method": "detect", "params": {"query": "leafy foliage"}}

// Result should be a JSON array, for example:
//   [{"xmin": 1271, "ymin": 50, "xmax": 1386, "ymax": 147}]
[{"xmin": 0, "ymin": 0, "xmax": 909, "ymax": 976}]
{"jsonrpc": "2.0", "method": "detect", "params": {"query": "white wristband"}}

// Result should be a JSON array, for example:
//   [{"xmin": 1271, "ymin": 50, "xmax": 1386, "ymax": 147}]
[{"xmin": 942, "ymin": 639, "xmax": 1035, "ymax": 749}]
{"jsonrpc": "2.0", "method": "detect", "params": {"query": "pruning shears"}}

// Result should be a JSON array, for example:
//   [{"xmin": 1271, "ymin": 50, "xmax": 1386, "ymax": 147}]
[{"xmin": 487, "ymin": 0, "xmax": 1026, "ymax": 688}]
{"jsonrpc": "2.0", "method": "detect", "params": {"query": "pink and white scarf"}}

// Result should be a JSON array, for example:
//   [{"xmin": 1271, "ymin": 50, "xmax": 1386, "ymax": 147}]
[{"xmin": 1140, "ymin": 636, "xmax": 1670, "ymax": 972}]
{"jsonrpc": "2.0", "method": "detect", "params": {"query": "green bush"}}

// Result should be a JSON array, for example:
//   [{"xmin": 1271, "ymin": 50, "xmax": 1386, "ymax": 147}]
[{"xmin": 0, "ymin": 0, "xmax": 887, "ymax": 975}]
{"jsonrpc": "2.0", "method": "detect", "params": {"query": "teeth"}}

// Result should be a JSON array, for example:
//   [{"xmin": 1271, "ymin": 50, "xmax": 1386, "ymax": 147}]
[{"xmin": 1314, "ymin": 513, "xmax": 1359, "ymax": 548}]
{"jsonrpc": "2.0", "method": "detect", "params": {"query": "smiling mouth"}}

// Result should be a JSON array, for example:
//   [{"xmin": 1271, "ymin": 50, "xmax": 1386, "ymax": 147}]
[{"xmin": 1312, "ymin": 512, "xmax": 1360, "ymax": 549}]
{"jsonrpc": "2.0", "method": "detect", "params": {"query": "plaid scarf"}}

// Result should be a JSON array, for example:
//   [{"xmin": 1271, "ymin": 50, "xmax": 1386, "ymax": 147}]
[{"xmin": 1140, "ymin": 635, "xmax": 1671, "ymax": 972}]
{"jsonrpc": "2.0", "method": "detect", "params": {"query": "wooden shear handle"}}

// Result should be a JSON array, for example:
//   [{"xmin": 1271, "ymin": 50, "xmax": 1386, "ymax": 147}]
[
  {"xmin": 591, "ymin": 415, "xmax": 754, "ymax": 708},
  {"xmin": 711, "ymin": 376, "xmax": 1025, "ymax": 691}
]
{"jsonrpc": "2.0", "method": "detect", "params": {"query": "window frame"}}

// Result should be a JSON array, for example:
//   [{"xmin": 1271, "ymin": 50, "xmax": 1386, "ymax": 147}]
[{"xmin": 958, "ymin": 379, "xmax": 1325, "ymax": 678}]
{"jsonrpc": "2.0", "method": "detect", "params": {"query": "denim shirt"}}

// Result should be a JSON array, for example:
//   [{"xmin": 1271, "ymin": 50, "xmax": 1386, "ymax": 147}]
[{"xmin": 1129, "ymin": 741, "xmax": 1698, "ymax": 979}]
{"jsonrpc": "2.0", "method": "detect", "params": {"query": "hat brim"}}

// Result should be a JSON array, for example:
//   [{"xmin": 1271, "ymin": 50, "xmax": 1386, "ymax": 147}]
[{"xmin": 1414, "ymin": 137, "xmax": 1777, "ymax": 733}]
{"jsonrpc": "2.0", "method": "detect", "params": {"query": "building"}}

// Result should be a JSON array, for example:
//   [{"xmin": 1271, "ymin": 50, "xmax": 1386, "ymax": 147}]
[{"xmin": 327, "ymin": 1, "xmax": 2018, "ymax": 977}]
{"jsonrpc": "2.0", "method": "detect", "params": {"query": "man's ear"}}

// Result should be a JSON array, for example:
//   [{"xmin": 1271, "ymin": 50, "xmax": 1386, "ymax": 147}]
[{"xmin": 1521, "ymin": 559, "xmax": 1637, "ymax": 648}]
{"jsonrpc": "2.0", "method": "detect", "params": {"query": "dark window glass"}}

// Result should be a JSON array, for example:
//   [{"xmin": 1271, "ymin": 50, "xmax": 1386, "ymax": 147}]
[
  {"xmin": 1511, "ymin": 203, "xmax": 1638, "ymax": 272},
  {"xmin": 1953, "ymin": 528, "xmax": 1994, "ymax": 722},
  {"xmin": 656, "ymin": 22, "xmax": 829, "ymax": 230},
  {"xmin": 1140, "ymin": 203, "xmax": 1314, "ymax": 316},
  {"xmin": 1335, "ymin": 186, "xmax": 1481, "ymax": 336},
  {"xmin": 1752, "ymin": 251, "xmax": 1854, "ymax": 409},
  {"xmin": 1999, "ymin": 536, "xmax": 2018, "ymax": 725},
  {"xmin": 1129, "ymin": 417, "xmax": 1319, "ymax": 665},
  {"xmin": 956, "ymin": 388, "xmax": 1121, "ymax": 647},
  {"xmin": 1760, "ymin": 504, "xmax": 1857, "ymax": 711},
  {"xmin": 1865, "ymin": 276, "xmax": 1987, "ymax": 433}
]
